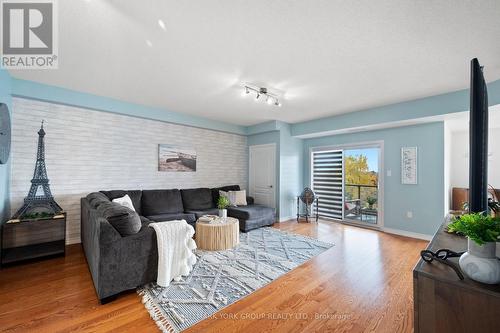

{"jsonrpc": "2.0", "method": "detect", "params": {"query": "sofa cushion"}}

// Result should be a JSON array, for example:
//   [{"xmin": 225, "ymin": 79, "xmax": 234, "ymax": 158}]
[
  {"xmin": 100, "ymin": 190, "xmax": 143, "ymax": 215},
  {"xmin": 86, "ymin": 192, "xmax": 110, "ymax": 209},
  {"xmin": 228, "ymin": 205, "xmax": 276, "ymax": 221},
  {"xmin": 181, "ymin": 188, "xmax": 214, "ymax": 210},
  {"xmin": 146, "ymin": 213, "xmax": 196, "ymax": 224},
  {"xmin": 211, "ymin": 185, "xmax": 241, "ymax": 204},
  {"xmin": 239, "ymin": 217, "xmax": 275, "ymax": 232},
  {"xmin": 142, "ymin": 189, "xmax": 183, "ymax": 216},
  {"xmin": 97, "ymin": 202, "xmax": 141, "ymax": 236},
  {"xmin": 185, "ymin": 208, "xmax": 219, "ymax": 219}
]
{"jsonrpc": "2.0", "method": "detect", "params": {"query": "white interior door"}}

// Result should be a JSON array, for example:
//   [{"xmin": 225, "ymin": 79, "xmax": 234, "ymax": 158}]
[{"xmin": 249, "ymin": 144, "xmax": 276, "ymax": 208}]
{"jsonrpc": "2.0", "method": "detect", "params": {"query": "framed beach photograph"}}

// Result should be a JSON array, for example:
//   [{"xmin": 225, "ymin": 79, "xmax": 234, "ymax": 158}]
[
  {"xmin": 158, "ymin": 145, "xmax": 196, "ymax": 172},
  {"xmin": 401, "ymin": 147, "xmax": 417, "ymax": 184}
]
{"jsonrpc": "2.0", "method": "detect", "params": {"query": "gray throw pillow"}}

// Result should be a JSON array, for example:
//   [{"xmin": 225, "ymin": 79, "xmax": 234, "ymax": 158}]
[
  {"xmin": 86, "ymin": 192, "xmax": 110, "ymax": 209},
  {"xmin": 97, "ymin": 202, "xmax": 141, "ymax": 236}
]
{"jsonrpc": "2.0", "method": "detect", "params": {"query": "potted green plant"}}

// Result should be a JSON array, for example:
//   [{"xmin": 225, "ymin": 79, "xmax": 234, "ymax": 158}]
[
  {"xmin": 366, "ymin": 196, "xmax": 377, "ymax": 209},
  {"xmin": 448, "ymin": 213, "xmax": 500, "ymax": 284},
  {"xmin": 217, "ymin": 196, "xmax": 230, "ymax": 219}
]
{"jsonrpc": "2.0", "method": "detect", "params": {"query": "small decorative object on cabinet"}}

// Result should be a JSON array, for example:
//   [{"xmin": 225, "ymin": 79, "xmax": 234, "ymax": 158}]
[
  {"xmin": 1, "ymin": 121, "xmax": 66, "ymax": 267},
  {"xmin": 296, "ymin": 187, "xmax": 319, "ymax": 222},
  {"xmin": 447, "ymin": 213, "xmax": 500, "ymax": 284},
  {"xmin": 1, "ymin": 213, "xmax": 66, "ymax": 267},
  {"xmin": 12, "ymin": 121, "xmax": 63, "ymax": 219}
]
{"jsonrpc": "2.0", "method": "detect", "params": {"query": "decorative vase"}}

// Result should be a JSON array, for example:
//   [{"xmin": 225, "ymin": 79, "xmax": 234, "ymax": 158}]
[
  {"xmin": 219, "ymin": 209, "xmax": 227, "ymax": 219},
  {"xmin": 459, "ymin": 238, "xmax": 500, "ymax": 284}
]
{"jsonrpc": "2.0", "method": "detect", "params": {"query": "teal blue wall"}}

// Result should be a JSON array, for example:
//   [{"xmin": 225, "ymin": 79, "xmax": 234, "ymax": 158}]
[
  {"xmin": 0, "ymin": 70, "xmax": 12, "ymax": 221},
  {"xmin": 11, "ymin": 79, "xmax": 247, "ymax": 135},
  {"xmin": 292, "ymin": 79, "xmax": 500, "ymax": 137},
  {"xmin": 303, "ymin": 122, "xmax": 445, "ymax": 236},
  {"xmin": 279, "ymin": 124, "xmax": 303, "ymax": 219}
]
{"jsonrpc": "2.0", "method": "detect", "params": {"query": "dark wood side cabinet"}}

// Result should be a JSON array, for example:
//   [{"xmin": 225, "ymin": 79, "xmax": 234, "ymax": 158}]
[
  {"xmin": 413, "ymin": 222, "xmax": 500, "ymax": 333},
  {"xmin": 0, "ymin": 213, "xmax": 66, "ymax": 267}
]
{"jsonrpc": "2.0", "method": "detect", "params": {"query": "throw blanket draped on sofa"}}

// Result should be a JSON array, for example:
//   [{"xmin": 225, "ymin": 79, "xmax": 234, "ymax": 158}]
[{"xmin": 149, "ymin": 220, "xmax": 197, "ymax": 287}]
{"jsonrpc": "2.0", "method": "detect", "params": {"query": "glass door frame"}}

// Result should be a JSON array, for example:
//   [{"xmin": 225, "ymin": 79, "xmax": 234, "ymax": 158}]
[{"xmin": 310, "ymin": 140, "xmax": 384, "ymax": 229}]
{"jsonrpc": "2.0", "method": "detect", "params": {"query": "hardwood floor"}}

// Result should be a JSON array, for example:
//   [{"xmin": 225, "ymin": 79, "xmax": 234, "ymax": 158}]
[{"xmin": 0, "ymin": 220, "xmax": 427, "ymax": 333}]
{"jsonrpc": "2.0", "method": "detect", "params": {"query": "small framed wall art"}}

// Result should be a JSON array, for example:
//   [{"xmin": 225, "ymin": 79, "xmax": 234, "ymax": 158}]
[
  {"xmin": 401, "ymin": 147, "xmax": 417, "ymax": 184},
  {"xmin": 158, "ymin": 144, "xmax": 197, "ymax": 172}
]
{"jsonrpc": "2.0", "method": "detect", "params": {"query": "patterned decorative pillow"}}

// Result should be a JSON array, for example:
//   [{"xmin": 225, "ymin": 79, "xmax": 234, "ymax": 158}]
[
  {"xmin": 112, "ymin": 194, "xmax": 136, "ymax": 212},
  {"xmin": 219, "ymin": 190, "xmax": 247, "ymax": 207}
]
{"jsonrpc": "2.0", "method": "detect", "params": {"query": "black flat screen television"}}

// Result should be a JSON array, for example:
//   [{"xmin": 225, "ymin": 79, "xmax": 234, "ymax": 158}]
[{"xmin": 469, "ymin": 58, "xmax": 489, "ymax": 213}]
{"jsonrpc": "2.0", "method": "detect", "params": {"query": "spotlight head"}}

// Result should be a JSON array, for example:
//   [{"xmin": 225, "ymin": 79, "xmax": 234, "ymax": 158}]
[
  {"xmin": 275, "ymin": 100, "xmax": 282, "ymax": 107},
  {"xmin": 241, "ymin": 87, "xmax": 250, "ymax": 97},
  {"xmin": 255, "ymin": 93, "xmax": 260, "ymax": 101},
  {"xmin": 266, "ymin": 96, "xmax": 273, "ymax": 105}
]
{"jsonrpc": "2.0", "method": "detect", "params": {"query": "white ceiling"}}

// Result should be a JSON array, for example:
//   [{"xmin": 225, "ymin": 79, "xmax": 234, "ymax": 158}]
[{"xmin": 9, "ymin": 0, "xmax": 500, "ymax": 126}]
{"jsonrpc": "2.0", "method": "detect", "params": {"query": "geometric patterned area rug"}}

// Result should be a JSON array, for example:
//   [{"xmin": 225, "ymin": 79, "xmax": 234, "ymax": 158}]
[{"xmin": 138, "ymin": 227, "xmax": 334, "ymax": 332}]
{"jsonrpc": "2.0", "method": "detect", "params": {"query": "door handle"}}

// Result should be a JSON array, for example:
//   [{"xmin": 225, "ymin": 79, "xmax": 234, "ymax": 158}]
[{"xmin": 269, "ymin": 185, "xmax": 273, "ymax": 188}]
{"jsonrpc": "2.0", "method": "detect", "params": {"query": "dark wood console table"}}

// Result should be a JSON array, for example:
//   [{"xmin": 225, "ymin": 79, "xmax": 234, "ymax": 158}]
[
  {"xmin": 0, "ymin": 213, "xmax": 66, "ymax": 267},
  {"xmin": 413, "ymin": 221, "xmax": 500, "ymax": 332}
]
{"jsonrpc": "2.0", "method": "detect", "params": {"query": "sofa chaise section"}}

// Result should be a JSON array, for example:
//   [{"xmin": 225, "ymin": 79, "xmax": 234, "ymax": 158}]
[{"xmin": 228, "ymin": 205, "xmax": 276, "ymax": 232}]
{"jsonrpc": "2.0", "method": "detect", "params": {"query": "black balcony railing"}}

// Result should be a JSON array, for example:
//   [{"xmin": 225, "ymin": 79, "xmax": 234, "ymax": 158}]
[{"xmin": 344, "ymin": 184, "xmax": 378, "ymax": 224}]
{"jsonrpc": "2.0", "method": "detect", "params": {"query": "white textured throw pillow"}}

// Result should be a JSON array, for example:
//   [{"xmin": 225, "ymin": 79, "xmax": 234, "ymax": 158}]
[
  {"xmin": 232, "ymin": 190, "xmax": 247, "ymax": 206},
  {"xmin": 112, "ymin": 194, "xmax": 136, "ymax": 211},
  {"xmin": 219, "ymin": 190, "xmax": 247, "ymax": 207}
]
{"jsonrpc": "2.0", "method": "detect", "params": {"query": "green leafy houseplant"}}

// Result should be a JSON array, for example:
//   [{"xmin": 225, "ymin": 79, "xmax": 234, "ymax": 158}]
[
  {"xmin": 448, "ymin": 213, "xmax": 500, "ymax": 245},
  {"xmin": 217, "ymin": 196, "xmax": 230, "ymax": 210},
  {"xmin": 366, "ymin": 197, "xmax": 377, "ymax": 209}
]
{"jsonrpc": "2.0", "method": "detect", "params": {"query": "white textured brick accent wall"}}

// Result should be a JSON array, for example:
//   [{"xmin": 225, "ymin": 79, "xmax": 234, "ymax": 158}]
[{"xmin": 10, "ymin": 98, "xmax": 248, "ymax": 244}]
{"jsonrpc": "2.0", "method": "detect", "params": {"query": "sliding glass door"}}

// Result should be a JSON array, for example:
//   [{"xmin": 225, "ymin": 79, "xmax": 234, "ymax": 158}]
[{"xmin": 311, "ymin": 143, "xmax": 382, "ymax": 227}]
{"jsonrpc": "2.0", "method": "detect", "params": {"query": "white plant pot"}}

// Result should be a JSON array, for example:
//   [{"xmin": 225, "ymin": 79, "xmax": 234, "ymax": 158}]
[
  {"xmin": 219, "ymin": 209, "xmax": 227, "ymax": 219},
  {"xmin": 459, "ymin": 238, "xmax": 500, "ymax": 284}
]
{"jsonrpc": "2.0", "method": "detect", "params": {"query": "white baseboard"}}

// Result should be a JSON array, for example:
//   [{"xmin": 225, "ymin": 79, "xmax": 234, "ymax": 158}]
[
  {"xmin": 278, "ymin": 216, "xmax": 295, "ymax": 222},
  {"xmin": 66, "ymin": 237, "xmax": 81, "ymax": 245},
  {"xmin": 382, "ymin": 227, "xmax": 432, "ymax": 241}
]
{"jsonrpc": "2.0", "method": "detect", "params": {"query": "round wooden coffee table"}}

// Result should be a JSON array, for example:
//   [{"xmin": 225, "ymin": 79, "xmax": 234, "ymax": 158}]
[{"xmin": 195, "ymin": 217, "xmax": 240, "ymax": 251}]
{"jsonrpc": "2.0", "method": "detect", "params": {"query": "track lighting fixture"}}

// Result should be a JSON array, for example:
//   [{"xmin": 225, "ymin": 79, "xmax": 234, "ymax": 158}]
[{"xmin": 242, "ymin": 85, "xmax": 282, "ymax": 107}]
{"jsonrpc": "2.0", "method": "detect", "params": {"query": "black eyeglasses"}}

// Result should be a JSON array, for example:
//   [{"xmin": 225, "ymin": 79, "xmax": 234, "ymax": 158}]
[{"xmin": 420, "ymin": 249, "xmax": 465, "ymax": 280}]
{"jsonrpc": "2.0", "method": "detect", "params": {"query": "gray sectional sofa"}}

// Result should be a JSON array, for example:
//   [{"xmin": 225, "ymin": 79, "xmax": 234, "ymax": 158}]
[{"xmin": 81, "ymin": 185, "xmax": 276, "ymax": 303}]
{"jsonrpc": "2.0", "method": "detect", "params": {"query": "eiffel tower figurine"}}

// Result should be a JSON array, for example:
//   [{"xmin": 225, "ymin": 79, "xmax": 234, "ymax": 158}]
[{"xmin": 12, "ymin": 121, "xmax": 63, "ymax": 219}]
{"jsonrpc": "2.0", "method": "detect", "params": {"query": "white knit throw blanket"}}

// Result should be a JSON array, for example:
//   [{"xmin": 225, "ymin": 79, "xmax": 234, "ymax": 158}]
[{"xmin": 149, "ymin": 220, "xmax": 197, "ymax": 287}]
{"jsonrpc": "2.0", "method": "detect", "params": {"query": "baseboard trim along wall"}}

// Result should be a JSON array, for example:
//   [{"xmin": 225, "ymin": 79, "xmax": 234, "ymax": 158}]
[
  {"xmin": 278, "ymin": 216, "xmax": 295, "ymax": 222},
  {"xmin": 382, "ymin": 227, "xmax": 433, "ymax": 241}
]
